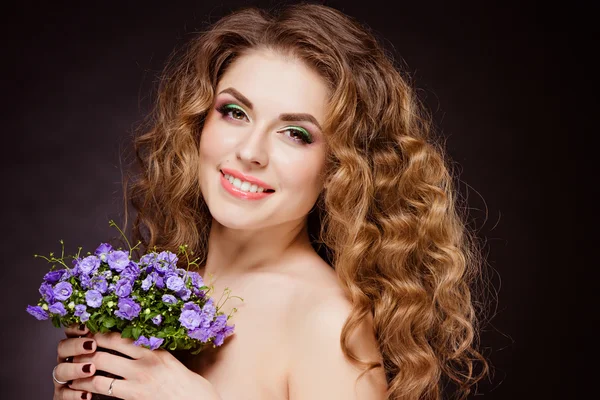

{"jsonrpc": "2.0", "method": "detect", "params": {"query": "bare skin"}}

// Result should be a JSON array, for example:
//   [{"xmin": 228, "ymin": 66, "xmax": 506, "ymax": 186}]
[{"xmin": 190, "ymin": 245, "xmax": 342, "ymax": 400}]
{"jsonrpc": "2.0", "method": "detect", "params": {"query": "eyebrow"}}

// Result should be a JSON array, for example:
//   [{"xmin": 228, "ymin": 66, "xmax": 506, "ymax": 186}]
[{"xmin": 218, "ymin": 87, "xmax": 323, "ymax": 131}]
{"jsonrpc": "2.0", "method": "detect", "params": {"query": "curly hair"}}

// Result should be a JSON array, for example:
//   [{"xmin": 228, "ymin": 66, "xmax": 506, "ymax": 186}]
[{"xmin": 123, "ymin": 3, "xmax": 489, "ymax": 399}]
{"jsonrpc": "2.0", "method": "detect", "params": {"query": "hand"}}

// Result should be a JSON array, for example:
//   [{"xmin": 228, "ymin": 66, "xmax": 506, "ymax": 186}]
[
  {"xmin": 69, "ymin": 332, "xmax": 221, "ymax": 400},
  {"xmin": 53, "ymin": 323, "xmax": 98, "ymax": 400}
]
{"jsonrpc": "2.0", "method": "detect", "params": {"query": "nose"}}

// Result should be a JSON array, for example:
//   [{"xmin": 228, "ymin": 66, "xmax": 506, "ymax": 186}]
[{"xmin": 235, "ymin": 125, "xmax": 269, "ymax": 167}]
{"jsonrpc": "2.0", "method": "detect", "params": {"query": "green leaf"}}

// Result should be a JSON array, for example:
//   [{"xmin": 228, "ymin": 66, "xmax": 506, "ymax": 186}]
[
  {"xmin": 132, "ymin": 326, "xmax": 142, "ymax": 340},
  {"xmin": 102, "ymin": 317, "xmax": 116, "ymax": 328},
  {"xmin": 87, "ymin": 319, "xmax": 98, "ymax": 333},
  {"xmin": 51, "ymin": 316, "xmax": 61, "ymax": 329},
  {"xmin": 121, "ymin": 325, "xmax": 133, "ymax": 339}
]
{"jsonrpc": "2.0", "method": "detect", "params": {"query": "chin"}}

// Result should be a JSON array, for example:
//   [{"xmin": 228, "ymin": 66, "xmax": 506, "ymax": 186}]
[{"xmin": 208, "ymin": 205, "xmax": 270, "ymax": 231}]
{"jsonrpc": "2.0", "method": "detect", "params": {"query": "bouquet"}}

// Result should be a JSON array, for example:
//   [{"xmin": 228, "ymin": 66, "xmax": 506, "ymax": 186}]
[{"xmin": 27, "ymin": 220, "xmax": 238, "ymax": 354}]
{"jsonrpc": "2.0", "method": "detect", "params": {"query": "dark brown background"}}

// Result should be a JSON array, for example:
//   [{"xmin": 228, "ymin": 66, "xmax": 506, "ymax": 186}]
[{"xmin": 1, "ymin": 0, "xmax": 582, "ymax": 399}]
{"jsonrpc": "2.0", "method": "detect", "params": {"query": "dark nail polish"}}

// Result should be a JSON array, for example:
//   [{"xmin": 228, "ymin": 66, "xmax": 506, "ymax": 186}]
[
  {"xmin": 81, "ymin": 393, "xmax": 88, "ymax": 399},
  {"xmin": 79, "ymin": 324, "xmax": 86, "ymax": 331},
  {"xmin": 83, "ymin": 340, "xmax": 93, "ymax": 350},
  {"xmin": 82, "ymin": 364, "xmax": 91, "ymax": 373}
]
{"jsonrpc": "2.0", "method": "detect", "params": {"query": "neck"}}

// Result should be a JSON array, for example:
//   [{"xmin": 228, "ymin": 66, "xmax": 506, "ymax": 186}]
[{"xmin": 202, "ymin": 217, "xmax": 312, "ymax": 280}]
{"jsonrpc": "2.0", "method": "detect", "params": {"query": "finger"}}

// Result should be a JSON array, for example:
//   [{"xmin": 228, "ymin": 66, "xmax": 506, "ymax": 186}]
[
  {"xmin": 93, "ymin": 332, "xmax": 146, "ymax": 360},
  {"xmin": 74, "ymin": 350, "xmax": 135, "ymax": 380},
  {"xmin": 70, "ymin": 376, "xmax": 128, "ymax": 399},
  {"xmin": 56, "ymin": 386, "xmax": 92, "ymax": 400},
  {"xmin": 53, "ymin": 362, "xmax": 96, "ymax": 387},
  {"xmin": 65, "ymin": 323, "xmax": 90, "ymax": 338},
  {"xmin": 57, "ymin": 337, "xmax": 97, "ymax": 362}
]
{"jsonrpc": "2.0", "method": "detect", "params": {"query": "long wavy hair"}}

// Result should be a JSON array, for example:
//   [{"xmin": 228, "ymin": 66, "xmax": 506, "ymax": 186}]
[{"xmin": 123, "ymin": 3, "xmax": 490, "ymax": 399}]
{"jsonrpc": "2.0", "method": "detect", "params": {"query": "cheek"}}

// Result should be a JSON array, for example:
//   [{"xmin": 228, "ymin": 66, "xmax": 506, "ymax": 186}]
[
  {"xmin": 199, "ymin": 118, "xmax": 231, "ymax": 161},
  {"xmin": 275, "ymin": 152, "xmax": 325, "ymax": 195}
]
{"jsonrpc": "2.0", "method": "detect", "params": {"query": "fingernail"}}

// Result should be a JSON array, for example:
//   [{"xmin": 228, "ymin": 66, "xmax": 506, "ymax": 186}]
[
  {"xmin": 81, "ymin": 393, "xmax": 88, "ymax": 399},
  {"xmin": 79, "ymin": 324, "xmax": 86, "ymax": 331},
  {"xmin": 83, "ymin": 340, "xmax": 93, "ymax": 350},
  {"xmin": 82, "ymin": 364, "xmax": 91, "ymax": 373}
]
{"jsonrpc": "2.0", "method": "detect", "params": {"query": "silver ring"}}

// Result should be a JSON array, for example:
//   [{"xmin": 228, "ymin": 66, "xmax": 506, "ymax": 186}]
[
  {"xmin": 52, "ymin": 365, "xmax": 68, "ymax": 385},
  {"xmin": 107, "ymin": 378, "xmax": 116, "ymax": 395}
]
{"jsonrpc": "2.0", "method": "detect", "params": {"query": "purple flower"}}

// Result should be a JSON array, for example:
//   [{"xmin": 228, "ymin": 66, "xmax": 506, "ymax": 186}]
[
  {"xmin": 182, "ymin": 302, "xmax": 201, "ymax": 313},
  {"xmin": 148, "ymin": 336, "xmax": 164, "ymax": 350},
  {"xmin": 166, "ymin": 276, "xmax": 185, "ymax": 292},
  {"xmin": 53, "ymin": 282, "xmax": 73, "ymax": 301},
  {"xmin": 79, "ymin": 274, "xmax": 92, "ymax": 289},
  {"xmin": 48, "ymin": 302, "xmax": 67, "ymax": 316},
  {"xmin": 157, "ymin": 251, "xmax": 178, "ymax": 265},
  {"xmin": 154, "ymin": 274, "xmax": 165, "ymax": 289},
  {"xmin": 43, "ymin": 269, "xmax": 66, "ymax": 284},
  {"xmin": 141, "ymin": 275, "xmax": 153, "ymax": 291},
  {"xmin": 176, "ymin": 288, "xmax": 191, "ymax": 301},
  {"xmin": 187, "ymin": 271, "xmax": 204, "ymax": 288},
  {"xmin": 139, "ymin": 253, "xmax": 158, "ymax": 266},
  {"xmin": 133, "ymin": 335, "xmax": 150, "ymax": 347},
  {"xmin": 114, "ymin": 297, "xmax": 141, "ymax": 320},
  {"xmin": 76, "ymin": 255, "xmax": 100, "ymax": 275},
  {"xmin": 26, "ymin": 305, "xmax": 49, "ymax": 320},
  {"xmin": 107, "ymin": 250, "xmax": 130, "ymax": 272},
  {"xmin": 121, "ymin": 261, "xmax": 141, "ymax": 281},
  {"xmin": 39, "ymin": 282, "xmax": 54, "ymax": 303},
  {"xmin": 154, "ymin": 251, "xmax": 177, "ymax": 275},
  {"xmin": 74, "ymin": 304, "xmax": 87, "ymax": 316},
  {"xmin": 59, "ymin": 269, "xmax": 73, "ymax": 282},
  {"xmin": 85, "ymin": 290, "xmax": 103, "ymax": 308},
  {"xmin": 179, "ymin": 309, "xmax": 202, "ymax": 330},
  {"xmin": 115, "ymin": 279, "xmax": 132, "ymax": 298},
  {"xmin": 90, "ymin": 276, "xmax": 108, "ymax": 294},
  {"xmin": 214, "ymin": 324, "xmax": 235, "ymax": 346},
  {"xmin": 162, "ymin": 294, "xmax": 177, "ymax": 304},
  {"xmin": 133, "ymin": 335, "xmax": 164, "ymax": 350},
  {"xmin": 210, "ymin": 314, "xmax": 228, "ymax": 333},
  {"xmin": 80, "ymin": 313, "xmax": 90, "ymax": 322},
  {"xmin": 94, "ymin": 243, "xmax": 113, "ymax": 261},
  {"xmin": 151, "ymin": 314, "xmax": 163, "ymax": 326},
  {"xmin": 201, "ymin": 299, "xmax": 216, "ymax": 319},
  {"xmin": 187, "ymin": 326, "xmax": 212, "ymax": 342}
]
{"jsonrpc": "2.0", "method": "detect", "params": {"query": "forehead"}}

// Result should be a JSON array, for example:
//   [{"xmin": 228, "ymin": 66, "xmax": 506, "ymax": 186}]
[{"xmin": 216, "ymin": 49, "xmax": 329, "ymax": 121}]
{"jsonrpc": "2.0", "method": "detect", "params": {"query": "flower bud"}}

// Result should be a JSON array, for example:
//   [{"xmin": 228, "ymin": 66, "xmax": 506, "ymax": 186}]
[
  {"xmin": 145, "ymin": 308, "xmax": 151, "ymax": 314},
  {"xmin": 68, "ymin": 301, "xmax": 75, "ymax": 309},
  {"xmin": 107, "ymin": 301, "xmax": 114, "ymax": 308},
  {"xmin": 42, "ymin": 304, "xmax": 49, "ymax": 310}
]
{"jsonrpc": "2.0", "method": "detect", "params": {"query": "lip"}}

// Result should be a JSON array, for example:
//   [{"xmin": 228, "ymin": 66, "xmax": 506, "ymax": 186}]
[
  {"xmin": 220, "ymin": 173, "xmax": 274, "ymax": 200},
  {"xmin": 220, "ymin": 168, "xmax": 275, "ymax": 191}
]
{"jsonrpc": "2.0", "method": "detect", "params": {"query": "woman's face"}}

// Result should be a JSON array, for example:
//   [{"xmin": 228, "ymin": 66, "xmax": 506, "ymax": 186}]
[{"xmin": 198, "ymin": 49, "xmax": 329, "ymax": 231}]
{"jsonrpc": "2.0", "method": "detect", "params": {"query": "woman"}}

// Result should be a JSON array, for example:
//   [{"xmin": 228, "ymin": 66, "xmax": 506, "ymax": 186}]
[{"xmin": 51, "ymin": 4, "xmax": 489, "ymax": 400}]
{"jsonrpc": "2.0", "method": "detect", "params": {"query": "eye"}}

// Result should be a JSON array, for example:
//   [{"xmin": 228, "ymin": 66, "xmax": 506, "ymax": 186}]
[
  {"xmin": 280, "ymin": 127, "xmax": 313, "ymax": 144},
  {"xmin": 217, "ymin": 103, "xmax": 249, "ymax": 122}
]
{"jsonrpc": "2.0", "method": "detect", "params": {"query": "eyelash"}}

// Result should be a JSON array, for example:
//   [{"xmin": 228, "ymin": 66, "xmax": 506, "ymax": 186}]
[{"xmin": 216, "ymin": 103, "xmax": 314, "ymax": 145}]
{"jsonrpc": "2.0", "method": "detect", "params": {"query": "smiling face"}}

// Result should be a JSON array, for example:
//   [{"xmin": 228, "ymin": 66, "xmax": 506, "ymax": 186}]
[{"xmin": 198, "ymin": 49, "xmax": 329, "ymax": 231}]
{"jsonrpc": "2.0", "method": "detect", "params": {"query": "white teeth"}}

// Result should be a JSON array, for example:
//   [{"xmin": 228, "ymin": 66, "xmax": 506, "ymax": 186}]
[{"xmin": 223, "ymin": 173, "xmax": 269, "ymax": 193}]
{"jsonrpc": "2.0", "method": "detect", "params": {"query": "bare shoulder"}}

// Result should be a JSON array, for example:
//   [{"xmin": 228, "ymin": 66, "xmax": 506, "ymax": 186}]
[{"xmin": 284, "ymin": 257, "xmax": 388, "ymax": 399}]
